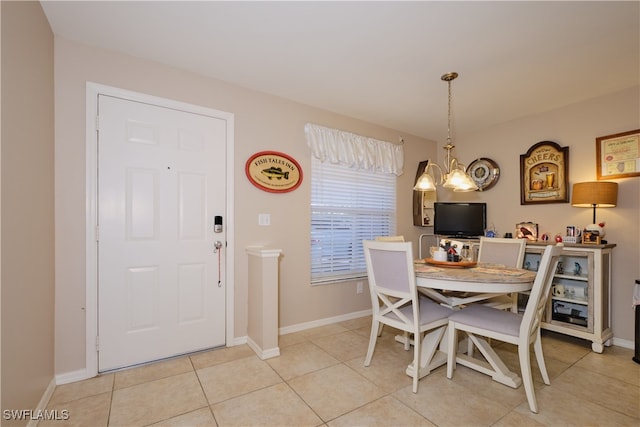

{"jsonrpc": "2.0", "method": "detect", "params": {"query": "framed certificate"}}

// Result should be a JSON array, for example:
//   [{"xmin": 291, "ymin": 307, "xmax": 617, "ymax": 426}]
[{"xmin": 596, "ymin": 129, "xmax": 640, "ymax": 180}]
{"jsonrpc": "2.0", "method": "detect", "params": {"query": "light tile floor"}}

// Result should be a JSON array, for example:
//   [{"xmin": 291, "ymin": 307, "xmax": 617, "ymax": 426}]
[{"xmin": 43, "ymin": 316, "xmax": 640, "ymax": 426}]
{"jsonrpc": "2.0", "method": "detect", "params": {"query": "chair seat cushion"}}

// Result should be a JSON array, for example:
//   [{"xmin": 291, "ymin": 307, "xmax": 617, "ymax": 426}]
[
  {"xmin": 382, "ymin": 297, "xmax": 452, "ymax": 326},
  {"xmin": 449, "ymin": 304, "xmax": 522, "ymax": 337},
  {"xmin": 419, "ymin": 296, "xmax": 454, "ymax": 323}
]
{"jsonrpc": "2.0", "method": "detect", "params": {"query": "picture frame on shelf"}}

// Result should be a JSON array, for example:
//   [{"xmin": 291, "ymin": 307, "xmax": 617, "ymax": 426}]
[
  {"xmin": 520, "ymin": 141, "xmax": 569, "ymax": 205},
  {"xmin": 582, "ymin": 230, "xmax": 601, "ymax": 245},
  {"xmin": 595, "ymin": 129, "xmax": 640, "ymax": 180},
  {"xmin": 516, "ymin": 222, "xmax": 538, "ymax": 241}
]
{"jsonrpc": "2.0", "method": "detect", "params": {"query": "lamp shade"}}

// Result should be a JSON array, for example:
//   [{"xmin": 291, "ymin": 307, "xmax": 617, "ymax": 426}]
[
  {"xmin": 413, "ymin": 172, "xmax": 437, "ymax": 191},
  {"xmin": 571, "ymin": 181, "xmax": 618, "ymax": 208}
]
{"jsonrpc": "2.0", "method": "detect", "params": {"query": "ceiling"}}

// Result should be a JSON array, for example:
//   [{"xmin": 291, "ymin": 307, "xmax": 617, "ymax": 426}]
[{"xmin": 41, "ymin": 1, "xmax": 639, "ymax": 142}]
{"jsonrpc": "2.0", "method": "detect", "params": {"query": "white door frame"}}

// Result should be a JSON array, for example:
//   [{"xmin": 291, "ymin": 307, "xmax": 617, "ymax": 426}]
[{"xmin": 85, "ymin": 82, "xmax": 235, "ymax": 377}]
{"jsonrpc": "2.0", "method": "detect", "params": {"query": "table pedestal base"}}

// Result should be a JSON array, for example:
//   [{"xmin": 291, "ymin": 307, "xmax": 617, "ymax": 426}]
[
  {"xmin": 404, "ymin": 327, "xmax": 448, "ymax": 379},
  {"xmin": 401, "ymin": 330, "xmax": 523, "ymax": 388},
  {"xmin": 454, "ymin": 335, "xmax": 522, "ymax": 388}
]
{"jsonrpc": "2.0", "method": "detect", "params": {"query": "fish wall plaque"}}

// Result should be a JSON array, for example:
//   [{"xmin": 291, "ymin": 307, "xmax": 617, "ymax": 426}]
[{"xmin": 245, "ymin": 151, "xmax": 303, "ymax": 193}]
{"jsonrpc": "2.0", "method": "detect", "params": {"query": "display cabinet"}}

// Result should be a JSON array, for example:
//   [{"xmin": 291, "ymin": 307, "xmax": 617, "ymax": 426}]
[
  {"xmin": 521, "ymin": 242, "xmax": 615, "ymax": 353},
  {"xmin": 412, "ymin": 160, "xmax": 436, "ymax": 227},
  {"xmin": 413, "ymin": 190, "xmax": 436, "ymax": 227}
]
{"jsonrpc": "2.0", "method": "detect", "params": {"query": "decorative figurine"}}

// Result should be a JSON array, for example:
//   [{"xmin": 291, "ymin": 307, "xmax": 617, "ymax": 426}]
[{"xmin": 573, "ymin": 262, "xmax": 582, "ymax": 276}]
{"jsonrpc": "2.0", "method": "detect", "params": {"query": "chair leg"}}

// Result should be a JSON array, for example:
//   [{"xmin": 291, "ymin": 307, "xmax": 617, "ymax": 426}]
[
  {"xmin": 446, "ymin": 324, "xmax": 457, "ymax": 379},
  {"xmin": 533, "ymin": 330, "xmax": 551, "ymax": 385},
  {"xmin": 412, "ymin": 329, "xmax": 422, "ymax": 393},
  {"xmin": 518, "ymin": 343, "xmax": 538, "ymax": 413},
  {"xmin": 510, "ymin": 293, "xmax": 519, "ymax": 313},
  {"xmin": 364, "ymin": 321, "xmax": 379, "ymax": 366},
  {"xmin": 404, "ymin": 331, "xmax": 410, "ymax": 350}
]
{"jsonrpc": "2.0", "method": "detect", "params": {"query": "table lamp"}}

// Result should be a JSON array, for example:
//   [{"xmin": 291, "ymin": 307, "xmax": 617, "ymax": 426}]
[{"xmin": 571, "ymin": 181, "xmax": 618, "ymax": 238}]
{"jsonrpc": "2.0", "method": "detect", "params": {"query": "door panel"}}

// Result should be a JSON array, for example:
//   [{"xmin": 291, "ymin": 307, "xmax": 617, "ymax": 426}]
[{"xmin": 98, "ymin": 95, "xmax": 226, "ymax": 371}]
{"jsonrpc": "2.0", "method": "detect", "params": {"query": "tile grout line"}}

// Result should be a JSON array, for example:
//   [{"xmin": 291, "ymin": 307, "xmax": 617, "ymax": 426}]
[{"xmin": 188, "ymin": 353, "xmax": 220, "ymax": 426}]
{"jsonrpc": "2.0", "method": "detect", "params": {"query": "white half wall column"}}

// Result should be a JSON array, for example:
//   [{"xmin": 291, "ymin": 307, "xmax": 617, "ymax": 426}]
[{"xmin": 245, "ymin": 246, "xmax": 283, "ymax": 359}]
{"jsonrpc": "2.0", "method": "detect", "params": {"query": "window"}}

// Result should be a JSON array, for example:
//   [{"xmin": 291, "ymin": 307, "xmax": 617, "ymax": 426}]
[{"xmin": 310, "ymin": 156, "xmax": 397, "ymax": 284}]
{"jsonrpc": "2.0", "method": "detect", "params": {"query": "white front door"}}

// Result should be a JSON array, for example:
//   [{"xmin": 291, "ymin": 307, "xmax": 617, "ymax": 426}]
[{"xmin": 97, "ymin": 94, "xmax": 227, "ymax": 371}]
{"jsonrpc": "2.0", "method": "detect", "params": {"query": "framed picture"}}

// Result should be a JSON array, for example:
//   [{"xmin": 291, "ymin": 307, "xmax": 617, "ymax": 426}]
[
  {"xmin": 516, "ymin": 222, "xmax": 538, "ymax": 241},
  {"xmin": 520, "ymin": 141, "xmax": 569, "ymax": 205},
  {"xmin": 596, "ymin": 129, "xmax": 640, "ymax": 180},
  {"xmin": 582, "ymin": 230, "xmax": 601, "ymax": 245}
]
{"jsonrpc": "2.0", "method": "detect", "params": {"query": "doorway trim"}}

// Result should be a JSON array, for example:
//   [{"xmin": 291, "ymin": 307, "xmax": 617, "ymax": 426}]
[{"xmin": 85, "ymin": 82, "xmax": 235, "ymax": 376}]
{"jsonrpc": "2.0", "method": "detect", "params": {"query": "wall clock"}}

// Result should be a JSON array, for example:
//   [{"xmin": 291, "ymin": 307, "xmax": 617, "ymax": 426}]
[{"xmin": 467, "ymin": 157, "xmax": 500, "ymax": 191}]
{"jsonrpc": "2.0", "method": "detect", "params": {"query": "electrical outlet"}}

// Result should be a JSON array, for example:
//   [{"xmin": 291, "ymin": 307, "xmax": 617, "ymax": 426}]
[{"xmin": 356, "ymin": 281, "xmax": 364, "ymax": 294}]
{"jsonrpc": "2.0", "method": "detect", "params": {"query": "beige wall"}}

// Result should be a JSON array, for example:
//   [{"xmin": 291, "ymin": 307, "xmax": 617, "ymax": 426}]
[
  {"xmin": 53, "ymin": 37, "xmax": 639, "ymax": 377},
  {"xmin": 438, "ymin": 87, "xmax": 640, "ymax": 341},
  {"xmin": 1, "ymin": 1, "xmax": 55, "ymax": 422},
  {"xmin": 53, "ymin": 37, "xmax": 434, "ymax": 375}
]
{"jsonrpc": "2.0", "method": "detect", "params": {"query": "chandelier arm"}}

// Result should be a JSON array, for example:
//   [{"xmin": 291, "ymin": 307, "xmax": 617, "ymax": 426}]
[{"xmin": 426, "ymin": 162, "xmax": 445, "ymax": 185}]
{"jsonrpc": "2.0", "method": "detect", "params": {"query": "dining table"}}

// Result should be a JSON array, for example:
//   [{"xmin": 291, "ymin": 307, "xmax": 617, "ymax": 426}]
[{"xmin": 405, "ymin": 260, "xmax": 537, "ymax": 388}]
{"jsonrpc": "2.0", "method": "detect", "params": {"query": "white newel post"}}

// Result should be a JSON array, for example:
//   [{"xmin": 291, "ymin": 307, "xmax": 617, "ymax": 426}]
[{"xmin": 246, "ymin": 246, "xmax": 282, "ymax": 359}]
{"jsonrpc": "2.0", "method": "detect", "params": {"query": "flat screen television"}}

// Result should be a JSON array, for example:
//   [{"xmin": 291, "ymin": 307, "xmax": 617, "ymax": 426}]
[{"xmin": 433, "ymin": 202, "xmax": 486, "ymax": 238}]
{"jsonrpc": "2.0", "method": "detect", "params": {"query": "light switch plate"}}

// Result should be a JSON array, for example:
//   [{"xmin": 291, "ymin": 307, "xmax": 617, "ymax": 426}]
[{"xmin": 258, "ymin": 213, "xmax": 271, "ymax": 226}]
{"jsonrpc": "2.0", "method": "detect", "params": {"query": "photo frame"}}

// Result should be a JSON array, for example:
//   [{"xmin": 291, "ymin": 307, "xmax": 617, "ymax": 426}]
[
  {"xmin": 595, "ymin": 129, "xmax": 640, "ymax": 180},
  {"xmin": 582, "ymin": 230, "xmax": 601, "ymax": 245},
  {"xmin": 516, "ymin": 222, "xmax": 538, "ymax": 241},
  {"xmin": 520, "ymin": 141, "xmax": 569, "ymax": 205}
]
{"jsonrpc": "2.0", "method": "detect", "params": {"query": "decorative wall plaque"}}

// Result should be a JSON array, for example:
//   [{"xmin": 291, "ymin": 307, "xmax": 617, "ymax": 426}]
[
  {"xmin": 245, "ymin": 151, "xmax": 303, "ymax": 193},
  {"xmin": 520, "ymin": 141, "xmax": 569, "ymax": 205}
]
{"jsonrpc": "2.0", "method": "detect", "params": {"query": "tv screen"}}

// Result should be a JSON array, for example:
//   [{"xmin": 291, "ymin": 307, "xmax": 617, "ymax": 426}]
[{"xmin": 433, "ymin": 202, "xmax": 486, "ymax": 238}]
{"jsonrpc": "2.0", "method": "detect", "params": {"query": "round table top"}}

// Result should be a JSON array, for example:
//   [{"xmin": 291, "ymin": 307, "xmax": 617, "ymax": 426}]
[{"xmin": 415, "ymin": 262, "xmax": 536, "ymax": 284}]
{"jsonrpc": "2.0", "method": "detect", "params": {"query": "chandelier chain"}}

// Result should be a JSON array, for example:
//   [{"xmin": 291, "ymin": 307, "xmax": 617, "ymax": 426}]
[{"xmin": 447, "ymin": 77, "xmax": 452, "ymax": 146}]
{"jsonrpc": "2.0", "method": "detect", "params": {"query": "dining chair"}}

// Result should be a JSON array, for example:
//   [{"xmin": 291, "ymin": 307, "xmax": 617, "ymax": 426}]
[
  {"xmin": 477, "ymin": 237, "xmax": 527, "ymax": 311},
  {"xmin": 374, "ymin": 235, "xmax": 407, "ymax": 345},
  {"xmin": 363, "ymin": 240, "xmax": 453, "ymax": 393},
  {"xmin": 446, "ymin": 244, "xmax": 563, "ymax": 413}
]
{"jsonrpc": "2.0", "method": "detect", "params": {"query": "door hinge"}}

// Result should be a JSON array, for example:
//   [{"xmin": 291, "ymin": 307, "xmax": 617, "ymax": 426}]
[
  {"xmin": 96, "ymin": 225, "xmax": 99, "ymax": 242},
  {"xmin": 96, "ymin": 336, "xmax": 100, "ymax": 352}
]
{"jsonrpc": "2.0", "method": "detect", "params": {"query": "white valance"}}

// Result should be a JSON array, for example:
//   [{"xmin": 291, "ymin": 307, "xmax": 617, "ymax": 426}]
[{"xmin": 305, "ymin": 123, "xmax": 404, "ymax": 176}]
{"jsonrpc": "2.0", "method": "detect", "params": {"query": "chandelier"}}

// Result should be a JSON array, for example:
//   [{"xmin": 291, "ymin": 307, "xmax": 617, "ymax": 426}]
[{"xmin": 413, "ymin": 72, "xmax": 478, "ymax": 192}]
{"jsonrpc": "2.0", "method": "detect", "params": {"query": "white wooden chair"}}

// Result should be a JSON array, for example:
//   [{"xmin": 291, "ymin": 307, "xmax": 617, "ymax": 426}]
[
  {"xmin": 363, "ymin": 240, "xmax": 453, "ymax": 393},
  {"xmin": 477, "ymin": 237, "xmax": 527, "ymax": 311},
  {"xmin": 446, "ymin": 244, "xmax": 563, "ymax": 413},
  {"xmin": 373, "ymin": 235, "xmax": 407, "ymax": 346}
]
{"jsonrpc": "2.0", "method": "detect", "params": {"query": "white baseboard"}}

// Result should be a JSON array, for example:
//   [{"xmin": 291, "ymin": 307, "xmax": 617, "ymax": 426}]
[
  {"xmin": 26, "ymin": 378, "xmax": 56, "ymax": 427},
  {"xmin": 611, "ymin": 337, "xmax": 633, "ymax": 350},
  {"xmin": 246, "ymin": 336, "xmax": 280, "ymax": 360},
  {"xmin": 231, "ymin": 335, "xmax": 248, "ymax": 346},
  {"xmin": 55, "ymin": 368, "xmax": 91, "ymax": 385},
  {"xmin": 279, "ymin": 309, "xmax": 372, "ymax": 335}
]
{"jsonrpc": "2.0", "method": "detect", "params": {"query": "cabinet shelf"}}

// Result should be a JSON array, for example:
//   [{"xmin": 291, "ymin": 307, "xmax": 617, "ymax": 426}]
[
  {"xmin": 551, "ymin": 296, "xmax": 588, "ymax": 305},
  {"xmin": 522, "ymin": 242, "xmax": 615, "ymax": 353},
  {"xmin": 554, "ymin": 273, "xmax": 588, "ymax": 282}
]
